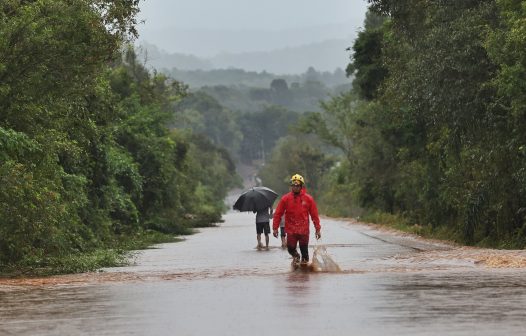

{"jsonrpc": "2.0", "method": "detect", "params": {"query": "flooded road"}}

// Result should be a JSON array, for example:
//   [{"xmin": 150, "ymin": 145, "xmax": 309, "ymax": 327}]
[{"xmin": 2, "ymin": 211, "xmax": 526, "ymax": 335}]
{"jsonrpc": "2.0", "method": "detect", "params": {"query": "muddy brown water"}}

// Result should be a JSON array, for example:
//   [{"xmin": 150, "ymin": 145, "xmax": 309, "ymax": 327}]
[{"xmin": 2, "ymin": 210, "xmax": 526, "ymax": 335}]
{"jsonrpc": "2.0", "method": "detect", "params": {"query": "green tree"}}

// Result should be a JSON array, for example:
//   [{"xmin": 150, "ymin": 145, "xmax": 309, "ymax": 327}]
[
  {"xmin": 348, "ymin": 0, "xmax": 526, "ymax": 246},
  {"xmin": 173, "ymin": 92, "xmax": 242, "ymax": 158},
  {"xmin": 0, "ymin": 0, "xmax": 140, "ymax": 265},
  {"xmin": 482, "ymin": 0, "xmax": 526, "ymax": 246},
  {"xmin": 270, "ymin": 78, "xmax": 292, "ymax": 105},
  {"xmin": 0, "ymin": 1, "xmax": 240, "ymax": 271},
  {"xmin": 259, "ymin": 134, "xmax": 334, "ymax": 199},
  {"xmin": 237, "ymin": 106, "xmax": 300, "ymax": 163},
  {"xmin": 346, "ymin": 11, "xmax": 388, "ymax": 100}
]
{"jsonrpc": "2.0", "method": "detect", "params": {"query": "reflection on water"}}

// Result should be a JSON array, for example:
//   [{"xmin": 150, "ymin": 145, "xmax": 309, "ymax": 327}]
[
  {"xmin": 285, "ymin": 272, "xmax": 313, "ymax": 297},
  {"xmin": 1, "ymin": 212, "xmax": 526, "ymax": 335},
  {"xmin": 282, "ymin": 272, "xmax": 316, "ymax": 317},
  {"xmin": 377, "ymin": 270, "xmax": 526, "ymax": 331},
  {"xmin": 0, "ymin": 285, "xmax": 120, "ymax": 335}
]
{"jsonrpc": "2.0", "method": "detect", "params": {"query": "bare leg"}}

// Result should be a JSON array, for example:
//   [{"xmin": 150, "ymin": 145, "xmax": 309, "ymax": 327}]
[
  {"xmin": 265, "ymin": 234, "xmax": 269, "ymax": 249},
  {"xmin": 257, "ymin": 234, "xmax": 262, "ymax": 249},
  {"xmin": 281, "ymin": 236, "xmax": 287, "ymax": 248}
]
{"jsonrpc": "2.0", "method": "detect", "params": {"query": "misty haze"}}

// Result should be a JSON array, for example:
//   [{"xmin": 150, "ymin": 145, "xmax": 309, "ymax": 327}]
[{"xmin": 136, "ymin": 0, "xmax": 369, "ymax": 74}]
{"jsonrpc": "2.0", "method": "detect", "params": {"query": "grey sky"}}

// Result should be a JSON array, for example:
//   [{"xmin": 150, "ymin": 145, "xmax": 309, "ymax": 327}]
[{"xmin": 137, "ymin": 0, "xmax": 369, "ymax": 57}]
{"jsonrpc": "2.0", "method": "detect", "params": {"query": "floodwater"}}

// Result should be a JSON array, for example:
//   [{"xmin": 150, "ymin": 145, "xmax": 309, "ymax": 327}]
[{"xmin": 2, "ymin": 212, "xmax": 526, "ymax": 335}]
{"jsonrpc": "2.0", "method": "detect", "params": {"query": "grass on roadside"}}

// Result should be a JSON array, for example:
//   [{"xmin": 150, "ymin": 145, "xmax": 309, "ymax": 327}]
[
  {"xmin": 360, "ymin": 211, "xmax": 461, "ymax": 243},
  {"xmin": 0, "ymin": 230, "xmax": 183, "ymax": 278}
]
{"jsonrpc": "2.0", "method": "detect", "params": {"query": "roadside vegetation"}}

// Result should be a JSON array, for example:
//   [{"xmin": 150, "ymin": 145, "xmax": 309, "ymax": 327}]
[
  {"xmin": 261, "ymin": 1, "xmax": 526, "ymax": 249},
  {"xmin": 0, "ymin": 1, "xmax": 239, "ymax": 276}
]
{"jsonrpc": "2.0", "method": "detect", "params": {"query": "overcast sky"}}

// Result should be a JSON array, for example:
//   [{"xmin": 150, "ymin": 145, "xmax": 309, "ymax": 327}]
[{"xmin": 137, "ymin": 0, "xmax": 370, "ymax": 57}]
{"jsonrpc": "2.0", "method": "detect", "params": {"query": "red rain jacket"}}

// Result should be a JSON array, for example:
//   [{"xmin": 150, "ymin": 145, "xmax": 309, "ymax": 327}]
[{"xmin": 272, "ymin": 187, "xmax": 320, "ymax": 236}]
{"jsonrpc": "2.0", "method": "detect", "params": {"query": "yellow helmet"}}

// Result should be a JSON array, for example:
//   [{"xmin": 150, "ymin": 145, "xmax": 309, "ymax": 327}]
[{"xmin": 290, "ymin": 174, "xmax": 305, "ymax": 186}]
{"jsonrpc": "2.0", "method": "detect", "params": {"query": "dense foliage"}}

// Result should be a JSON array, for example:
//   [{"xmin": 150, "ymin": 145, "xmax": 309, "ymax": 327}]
[
  {"xmin": 171, "ymin": 85, "xmax": 305, "ymax": 164},
  {"xmin": 0, "ymin": 1, "xmax": 239, "ymax": 272},
  {"xmin": 296, "ymin": 0, "xmax": 526, "ymax": 247},
  {"xmin": 258, "ymin": 133, "xmax": 335, "ymax": 199}
]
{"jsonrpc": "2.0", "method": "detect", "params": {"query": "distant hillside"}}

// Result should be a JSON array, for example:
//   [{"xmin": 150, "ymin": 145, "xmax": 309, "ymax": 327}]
[
  {"xmin": 137, "ymin": 38, "xmax": 355, "ymax": 74},
  {"xmin": 210, "ymin": 39, "xmax": 353, "ymax": 74},
  {"xmin": 135, "ymin": 42, "xmax": 354, "ymax": 114},
  {"xmin": 163, "ymin": 67, "xmax": 351, "ymax": 89},
  {"xmin": 137, "ymin": 43, "xmax": 213, "ymax": 70}
]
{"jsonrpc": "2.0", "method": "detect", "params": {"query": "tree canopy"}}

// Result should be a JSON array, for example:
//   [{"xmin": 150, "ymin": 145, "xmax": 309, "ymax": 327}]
[
  {"xmin": 302, "ymin": 0, "xmax": 526, "ymax": 247},
  {"xmin": 0, "ymin": 1, "xmax": 239, "ymax": 272}
]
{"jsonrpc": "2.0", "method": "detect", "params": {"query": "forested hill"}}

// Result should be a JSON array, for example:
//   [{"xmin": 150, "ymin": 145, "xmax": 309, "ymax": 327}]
[{"xmin": 163, "ymin": 67, "xmax": 350, "ymax": 90}]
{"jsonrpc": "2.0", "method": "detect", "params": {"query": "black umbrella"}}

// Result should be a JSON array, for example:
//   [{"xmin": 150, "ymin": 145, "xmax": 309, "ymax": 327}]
[{"xmin": 233, "ymin": 186, "xmax": 278, "ymax": 212}]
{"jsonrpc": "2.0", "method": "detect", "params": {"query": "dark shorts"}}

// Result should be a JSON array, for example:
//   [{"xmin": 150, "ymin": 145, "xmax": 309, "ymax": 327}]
[
  {"xmin": 256, "ymin": 222, "xmax": 270, "ymax": 234},
  {"xmin": 280, "ymin": 227, "xmax": 286, "ymax": 237}
]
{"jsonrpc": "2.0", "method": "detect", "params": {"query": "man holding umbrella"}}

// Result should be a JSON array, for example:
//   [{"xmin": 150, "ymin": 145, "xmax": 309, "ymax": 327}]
[
  {"xmin": 233, "ymin": 186, "xmax": 278, "ymax": 249},
  {"xmin": 272, "ymin": 174, "xmax": 321, "ymax": 267}
]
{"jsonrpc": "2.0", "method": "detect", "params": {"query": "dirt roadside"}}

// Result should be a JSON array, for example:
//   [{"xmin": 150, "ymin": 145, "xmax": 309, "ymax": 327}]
[{"xmin": 344, "ymin": 217, "xmax": 526, "ymax": 269}]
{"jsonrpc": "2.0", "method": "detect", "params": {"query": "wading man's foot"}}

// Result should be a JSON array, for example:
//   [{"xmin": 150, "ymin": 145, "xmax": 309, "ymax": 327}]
[{"xmin": 291, "ymin": 255, "xmax": 300, "ymax": 267}]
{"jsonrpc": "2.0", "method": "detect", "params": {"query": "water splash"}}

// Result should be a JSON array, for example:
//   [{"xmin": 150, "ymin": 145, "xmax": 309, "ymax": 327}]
[{"xmin": 311, "ymin": 244, "xmax": 341, "ymax": 272}]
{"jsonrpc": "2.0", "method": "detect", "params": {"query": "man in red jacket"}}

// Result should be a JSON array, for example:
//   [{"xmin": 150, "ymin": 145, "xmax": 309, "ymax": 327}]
[{"xmin": 273, "ymin": 174, "xmax": 321, "ymax": 266}]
